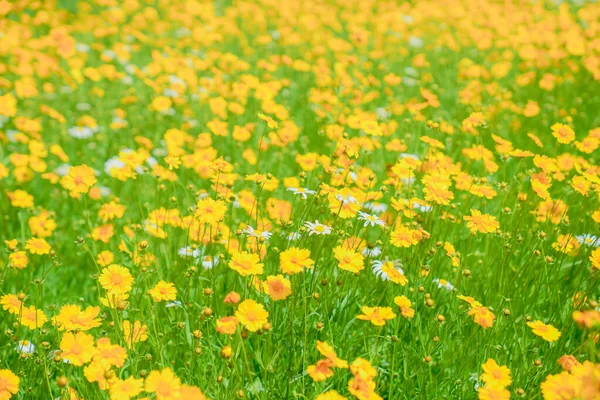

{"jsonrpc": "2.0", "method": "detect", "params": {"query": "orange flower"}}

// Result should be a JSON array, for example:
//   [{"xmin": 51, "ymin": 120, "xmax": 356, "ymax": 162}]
[
  {"xmin": 262, "ymin": 275, "xmax": 292, "ymax": 301},
  {"xmin": 216, "ymin": 316, "xmax": 238, "ymax": 335}
]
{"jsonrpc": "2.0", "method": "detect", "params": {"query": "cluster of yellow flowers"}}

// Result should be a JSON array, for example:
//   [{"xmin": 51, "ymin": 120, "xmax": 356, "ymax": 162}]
[{"xmin": 1, "ymin": 0, "xmax": 600, "ymax": 399}]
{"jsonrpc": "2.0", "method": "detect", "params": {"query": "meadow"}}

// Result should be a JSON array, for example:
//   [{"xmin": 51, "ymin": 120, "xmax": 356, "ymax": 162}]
[{"xmin": 0, "ymin": 0, "xmax": 599, "ymax": 399}]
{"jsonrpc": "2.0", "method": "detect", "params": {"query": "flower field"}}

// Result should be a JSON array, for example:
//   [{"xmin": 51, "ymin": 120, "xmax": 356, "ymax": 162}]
[{"xmin": 1, "ymin": 0, "xmax": 600, "ymax": 399}]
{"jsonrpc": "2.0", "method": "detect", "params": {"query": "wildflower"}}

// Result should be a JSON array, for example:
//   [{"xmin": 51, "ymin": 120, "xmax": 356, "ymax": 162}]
[
  {"xmin": 1, "ymin": 294, "xmax": 22, "ymax": 315},
  {"xmin": 307, "ymin": 359, "xmax": 335, "ymax": 382},
  {"xmin": 194, "ymin": 198, "xmax": 227, "ymax": 225},
  {"xmin": 527, "ymin": 320, "xmax": 561, "ymax": 342},
  {"xmin": 25, "ymin": 238, "xmax": 51, "ymax": 255},
  {"xmin": 61, "ymin": 165, "xmax": 97, "ymax": 194},
  {"xmin": 433, "ymin": 278, "xmax": 455, "ymax": 291},
  {"xmin": 216, "ymin": 316, "xmax": 238, "ymax": 335},
  {"xmin": 316, "ymin": 341, "xmax": 348, "ymax": 368},
  {"xmin": 286, "ymin": 187, "xmax": 316, "ymax": 199},
  {"xmin": 8, "ymin": 251, "xmax": 28, "ymax": 269},
  {"xmin": 572, "ymin": 310, "xmax": 600, "ymax": 329},
  {"xmin": 315, "ymin": 390, "xmax": 347, "ymax": 400},
  {"xmin": 464, "ymin": 210, "xmax": 499, "ymax": 234},
  {"xmin": 19, "ymin": 306, "xmax": 47, "ymax": 330},
  {"xmin": 122, "ymin": 320, "xmax": 148, "ymax": 347},
  {"xmin": 98, "ymin": 265, "xmax": 134, "ymax": 295},
  {"xmin": 558, "ymin": 355, "xmax": 579, "ymax": 372},
  {"xmin": 390, "ymin": 225, "xmax": 422, "ymax": 248},
  {"xmin": 356, "ymin": 306, "xmax": 396, "ymax": 326},
  {"xmin": 228, "ymin": 251, "xmax": 264, "ymax": 276},
  {"xmin": 148, "ymin": 281, "xmax": 177, "ymax": 302},
  {"xmin": 109, "ymin": 377, "xmax": 144, "ymax": 400},
  {"xmin": 468, "ymin": 307, "xmax": 496, "ymax": 329},
  {"xmin": 334, "ymin": 246, "xmax": 364, "ymax": 273},
  {"xmin": 279, "ymin": 247, "xmax": 313, "ymax": 275},
  {"xmin": 235, "ymin": 299, "xmax": 269, "ymax": 332},
  {"xmin": 262, "ymin": 275, "xmax": 292, "ymax": 301},
  {"xmin": 145, "ymin": 368, "xmax": 181, "ymax": 400},
  {"xmin": 304, "ymin": 220, "xmax": 332, "ymax": 236},
  {"xmin": 478, "ymin": 386, "xmax": 510, "ymax": 400},
  {"xmin": 15, "ymin": 340, "xmax": 35, "ymax": 354},
  {"xmin": 60, "ymin": 332, "xmax": 97, "ymax": 366},
  {"xmin": 372, "ymin": 260, "xmax": 407, "ymax": 285},
  {"xmin": 223, "ymin": 291, "xmax": 241, "ymax": 304},
  {"xmin": 394, "ymin": 296, "xmax": 415, "ymax": 318},
  {"xmin": 52, "ymin": 304, "xmax": 101, "ymax": 331},
  {"xmin": 242, "ymin": 225, "xmax": 272, "ymax": 240},
  {"xmin": 0, "ymin": 369, "xmax": 19, "ymax": 400},
  {"xmin": 357, "ymin": 211, "xmax": 385, "ymax": 228},
  {"xmin": 481, "ymin": 359, "xmax": 511, "ymax": 387},
  {"xmin": 551, "ymin": 123, "xmax": 575, "ymax": 144}
]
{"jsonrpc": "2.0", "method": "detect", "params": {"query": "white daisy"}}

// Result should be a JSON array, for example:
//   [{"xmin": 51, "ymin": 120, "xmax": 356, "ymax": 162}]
[
  {"xmin": 362, "ymin": 246, "xmax": 382, "ymax": 257},
  {"xmin": 242, "ymin": 226, "xmax": 272, "ymax": 240},
  {"xmin": 201, "ymin": 255, "xmax": 219, "ymax": 270},
  {"xmin": 433, "ymin": 278, "xmax": 454, "ymax": 291},
  {"xmin": 304, "ymin": 220, "xmax": 332, "ymax": 236},
  {"xmin": 286, "ymin": 187, "xmax": 316, "ymax": 199},
  {"xmin": 575, "ymin": 234, "xmax": 600, "ymax": 247},
  {"xmin": 358, "ymin": 211, "xmax": 385, "ymax": 228},
  {"xmin": 68, "ymin": 126, "xmax": 95, "ymax": 139},
  {"xmin": 15, "ymin": 340, "xmax": 35, "ymax": 354},
  {"xmin": 372, "ymin": 259, "xmax": 404, "ymax": 281},
  {"xmin": 178, "ymin": 246, "xmax": 200, "ymax": 258}
]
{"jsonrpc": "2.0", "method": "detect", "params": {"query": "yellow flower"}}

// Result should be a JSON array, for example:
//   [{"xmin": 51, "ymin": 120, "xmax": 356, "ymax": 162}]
[
  {"xmin": 551, "ymin": 123, "xmax": 575, "ymax": 144},
  {"xmin": 228, "ymin": 251, "xmax": 264, "ymax": 276},
  {"xmin": 109, "ymin": 376, "xmax": 144, "ymax": 400},
  {"xmin": 148, "ymin": 281, "xmax": 177, "ymax": 302},
  {"xmin": 463, "ymin": 210, "xmax": 499, "ymax": 234},
  {"xmin": 333, "ymin": 246, "xmax": 364, "ymax": 274},
  {"xmin": 468, "ymin": 307, "xmax": 496, "ymax": 329},
  {"xmin": 279, "ymin": 247, "xmax": 313, "ymax": 275},
  {"xmin": 122, "ymin": 320, "xmax": 148, "ymax": 347},
  {"xmin": 52, "ymin": 304, "xmax": 101, "ymax": 331},
  {"xmin": 98, "ymin": 265, "xmax": 134, "ymax": 295},
  {"xmin": 356, "ymin": 306, "xmax": 396, "ymax": 326},
  {"xmin": 61, "ymin": 165, "xmax": 97, "ymax": 194},
  {"xmin": 144, "ymin": 368, "xmax": 181, "ymax": 400},
  {"xmin": 394, "ymin": 296, "xmax": 415, "ymax": 319},
  {"xmin": 235, "ymin": 299, "xmax": 269, "ymax": 332},
  {"xmin": 19, "ymin": 306, "xmax": 47, "ymax": 330},
  {"xmin": 527, "ymin": 320, "xmax": 561, "ymax": 342},
  {"xmin": 25, "ymin": 237, "xmax": 51, "ymax": 255},
  {"xmin": 60, "ymin": 332, "xmax": 97, "ymax": 366},
  {"xmin": 8, "ymin": 251, "xmax": 28, "ymax": 269},
  {"xmin": 0, "ymin": 369, "xmax": 19, "ymax": 400},
  {"xmin": 262, "ymin": 275, "xmax": 292, "ymax": 301},
  {"xmin": 481, "ymin": 359, "xmax": 511, "ymax": 388}
]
